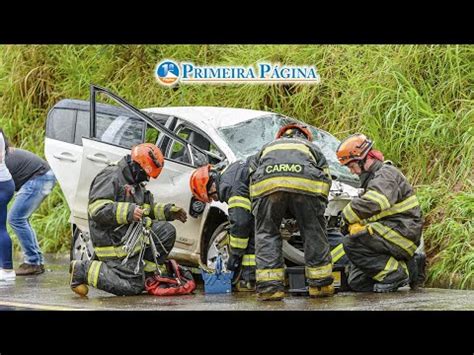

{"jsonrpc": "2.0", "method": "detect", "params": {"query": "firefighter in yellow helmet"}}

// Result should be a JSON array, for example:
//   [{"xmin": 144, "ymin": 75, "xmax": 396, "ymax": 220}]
[
  {"xmin": 69, "ymin": 143, "xmax": 187, "ymax": 297},
  {"xmin": 336, "ymin": 134, "xmax": 425, "ymax": 292},
  {"xmin": 249, "ymin": 123, "xmax": 334, "ymax": 301}
]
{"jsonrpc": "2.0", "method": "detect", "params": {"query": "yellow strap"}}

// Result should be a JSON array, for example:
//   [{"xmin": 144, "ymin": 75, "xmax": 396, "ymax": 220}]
[
  {"xmin": 256, "ymin": 268, "xmax": 285, "ymax": 282},
  {"xmin": 331, "ymin": 244, "xmax": 345, "ymax": 263},
  {"xmin": 154, "ymin": 203, "xmax": 166, "ymax": 220},
  {"xmin": 342, "ymin": 203, "xmax": 361, "ymax": 224},
  {"xmin": 364, "ymin": 195, "xmax": 419, "ymax": 223},
  {"xmin": 228, "ymin": 196, "xmax": 251, "ymax": 211},
  {"xmin": 95, "ymin": 243, "xmax": 142, "ymax": 259},
  {"xmin": 373, "ymin": 256, "xmax": 398, "ymax": 282},
  {"xmin": 261, "ymin": 143, "xmax": 315, "ymax": 161},
  {"xmin": 229, "ymin": 234, "xmax": 249, "ymax": 249},
  {"xmin": 364, "ymin": 189, "xmax": 391, "ymax": 211},
  {"xmin": 242, "ymin": 254, "xmax": 256, "ymax": 266},
  {"xmin": 87, "ymin": 260, "xmax": 102, "ymax": 287},
  {"xmin": 250, "ymin": 176, "xmax": 329, "ymax": 198},
  {"xmin": 370, "ymin": 222, "xmax": 417, "ymax": 257},
  {"xmin": 88, "ymin": 199, "xmax": 114, "ymax": 217},
  {"xmin": 305, "ymin": 264, "xmax": 333, "ymax": 279},
  {"xmin": 115, "ymin": 202, "xmax": 130, "ymax": 224}
]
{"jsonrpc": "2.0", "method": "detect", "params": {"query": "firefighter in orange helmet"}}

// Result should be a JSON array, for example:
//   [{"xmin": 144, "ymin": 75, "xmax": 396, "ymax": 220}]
[
  {"xmin": 190, "ymin": 160, "xmax": 256, "ymax": 292},
  {"xmin": 336, "ymin": 134, "xmax": 425, "ymax": 292},
  {"xmin": 69, "ymin": 143, "xmax": 187, "ymax": 297}
]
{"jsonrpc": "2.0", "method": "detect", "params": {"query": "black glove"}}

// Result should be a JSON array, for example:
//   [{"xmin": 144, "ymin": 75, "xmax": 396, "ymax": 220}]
[{"xmin": 226, "ymin": 253, "xmax": 242, "ymax": 272}]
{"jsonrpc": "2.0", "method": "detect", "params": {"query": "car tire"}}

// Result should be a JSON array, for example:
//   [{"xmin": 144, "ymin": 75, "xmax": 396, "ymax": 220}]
[
  {"xmin": 70, "ymin": 225, "xmax": 96, "ymax": 262},
  {"xmin": 205, "ymin": 221, "xmax": 241, "ymax": 284}
]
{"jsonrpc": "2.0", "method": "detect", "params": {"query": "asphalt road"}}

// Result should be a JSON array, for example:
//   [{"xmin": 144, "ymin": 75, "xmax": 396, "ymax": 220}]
[{"xmin": 1, "ymin": 254, "xmax": 473, "ymax": 311}]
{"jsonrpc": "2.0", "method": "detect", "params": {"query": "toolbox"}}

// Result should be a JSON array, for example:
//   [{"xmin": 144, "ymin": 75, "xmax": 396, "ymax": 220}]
[
  {"xmin": 200, "ymin": 255, "xmax": 234, "ymax": 294},
  {"xmin": 286, "ymin": 265, "xmax": 349, "ymax": 295}
]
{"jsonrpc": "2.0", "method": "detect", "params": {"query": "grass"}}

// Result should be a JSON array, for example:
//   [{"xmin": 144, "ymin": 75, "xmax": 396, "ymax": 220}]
[{"xmin": 0, "ymin": 45, "xmax": 472, "ymax": 288}]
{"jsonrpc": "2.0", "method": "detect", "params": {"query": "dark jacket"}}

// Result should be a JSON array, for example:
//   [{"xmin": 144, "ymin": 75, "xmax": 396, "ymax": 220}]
[
  {"xmin": 215, "ymin": 160, "xmax": 252, "ymax": 254},
  {"xmin": 249, "ymin": 137, "xmax": 331, "ymax": 200},
  {"xmin": 341, "ymin": 160, "xmax": 423, "ymax": 257},
  {"xmin": 88, "ymin": 155, "xmax": 174, "ymax": 251}
]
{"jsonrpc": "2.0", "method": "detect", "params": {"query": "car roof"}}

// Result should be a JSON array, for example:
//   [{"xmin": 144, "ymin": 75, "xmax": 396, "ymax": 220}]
[{"xmin": 143, "ymin": 106, "xmax": 274, "ymax": 130}]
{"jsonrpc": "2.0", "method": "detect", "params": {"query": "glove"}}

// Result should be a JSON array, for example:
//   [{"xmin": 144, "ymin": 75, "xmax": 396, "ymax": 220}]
[
  {"xmin": 142, "ymin": 216, "xmax": 153, "ymax": 228},
  {"xmin": 142, "ymin": 204, "xmax": 151, "ymax": 216},
  {"xmin": 348, "ymin": 223, "xmax": 366, "ymax": 235},
  {"xmin": 226, "ymin": 253, "xmax": 242, "ymax": 272},
  {"xmin": 167, "ymin": 205, "xmax": 188, "ymax": 223}
]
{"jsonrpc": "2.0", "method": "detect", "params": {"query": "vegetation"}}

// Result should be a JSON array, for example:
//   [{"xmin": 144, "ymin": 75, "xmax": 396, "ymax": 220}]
[{"xmin": 0, "ymin": 45, "xmax": 472, "ymax": 288}]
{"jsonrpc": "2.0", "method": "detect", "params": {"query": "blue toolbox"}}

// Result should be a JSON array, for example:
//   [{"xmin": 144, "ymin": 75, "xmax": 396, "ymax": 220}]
[{"xmin": 201, "ymin": 255, "xmax": 234, "ymax": 294}]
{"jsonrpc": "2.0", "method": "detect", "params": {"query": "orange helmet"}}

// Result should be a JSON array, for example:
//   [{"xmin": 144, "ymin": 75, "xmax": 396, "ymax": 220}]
[
  {"xmin": 131, "ymin": 143, "xmax": 164, "ymax": 179},
  {"xmin": 276, "ymin": 123, "xmax": 313, "ymax": 141},
  {"xmin": 336, "ymin": 133, "xmax": 373, "ymax": 166},
  {"xmin": 189, "ymin": 164, "xmax": 213, "ymax": 203}
]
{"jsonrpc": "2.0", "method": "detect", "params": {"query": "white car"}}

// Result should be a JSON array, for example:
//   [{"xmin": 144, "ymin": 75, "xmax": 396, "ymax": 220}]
[{"xmin": 44, "ymin": 86, "xmax": 361, "ymax": 270}]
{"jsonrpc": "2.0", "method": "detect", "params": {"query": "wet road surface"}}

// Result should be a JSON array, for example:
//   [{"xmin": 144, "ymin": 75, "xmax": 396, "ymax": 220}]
[{"xmin": 1, "ymin": 254, "xmax": 473, "ymax": 310}]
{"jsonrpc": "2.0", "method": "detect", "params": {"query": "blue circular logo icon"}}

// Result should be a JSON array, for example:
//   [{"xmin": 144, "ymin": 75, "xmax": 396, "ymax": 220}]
[{"xmin": 156, "ymin": 60, "xmax": 180, "ymax": 86}]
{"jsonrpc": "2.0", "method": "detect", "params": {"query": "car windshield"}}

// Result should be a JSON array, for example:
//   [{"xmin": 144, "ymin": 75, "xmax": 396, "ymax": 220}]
[{"xmin": 217, "ymin": 114, "xmax": 359, "ymax": 185}]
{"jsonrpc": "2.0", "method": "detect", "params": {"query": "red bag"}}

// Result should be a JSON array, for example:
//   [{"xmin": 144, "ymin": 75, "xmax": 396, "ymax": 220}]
[{"xmin": 145, "ymin": 259, "xmax": 196, "ymax": 296}]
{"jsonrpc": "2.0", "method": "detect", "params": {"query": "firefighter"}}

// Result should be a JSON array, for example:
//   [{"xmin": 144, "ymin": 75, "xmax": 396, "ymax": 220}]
[
  {"xmin": 69, "ymin": 143, "xmax": 187, "ymax": 297},
  {"xmin": 249, "ymin": 123, "xmax": 334, "ymax": 301},
  {"xmin": 336, "ymin": 133, "xmax": 424, "ymax": 292},
  {"xmin": 190, "ymin": 159, "xmax": 256, "ymax": 291}
]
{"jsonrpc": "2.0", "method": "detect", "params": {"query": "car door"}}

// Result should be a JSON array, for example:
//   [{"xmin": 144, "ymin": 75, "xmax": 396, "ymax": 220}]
[
  {"xmin": 155, "ymin": 123, "xmax": 225, "ymax": 260},
  {"xmin": 45, "ymin": 101, "xmax": 86, "ymax": 209},
  {"xmin": 73, "ymin": 109, "xmax": 148, "ymax": 220}
]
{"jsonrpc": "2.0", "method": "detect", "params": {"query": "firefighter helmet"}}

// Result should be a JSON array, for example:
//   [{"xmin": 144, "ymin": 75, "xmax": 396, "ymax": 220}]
[
  {"xmin": 189, "ymin": 164, "xmax": 213, "ymax": 203},
  {"xmin": 336, "ymin": 133, "xmax": 374, "ymax": 166},
  {"xmin": 276, "ymin": 123, "xmax": 313, "ymax": 141},
  {"xmin": 131, "ymin": 143, "xmax": 164, "ymax": 179}
]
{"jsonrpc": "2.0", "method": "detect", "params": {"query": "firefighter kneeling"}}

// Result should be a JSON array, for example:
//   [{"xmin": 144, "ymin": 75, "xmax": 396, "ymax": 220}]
[
  {"xmin": 69, "ymin": 143, "xmax": 188, "ymax": 297},
  {"xmin": 249, "ymin": 124, "xmax": 334, "ymax": 301}
]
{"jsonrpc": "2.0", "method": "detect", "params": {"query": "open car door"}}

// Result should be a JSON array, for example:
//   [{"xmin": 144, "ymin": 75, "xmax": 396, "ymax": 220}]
[{"xmin": 73, "ymin": 85, "xmax": 218, "ymax": 263}]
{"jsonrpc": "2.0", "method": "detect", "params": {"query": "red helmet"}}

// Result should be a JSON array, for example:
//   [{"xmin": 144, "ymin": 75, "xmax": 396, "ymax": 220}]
[
  {"xmin": 276, "ymin": 123, "xmax": 313, "ymax": 141},
  {"xmin": 336, "ymin": 133, "xmax": 373, "ymax": 166},
  {"xmin": 131, "ymin": 143, "xmax": 164, "ymax": 179},
  {"xmin": 189, "ymin": 164, "xmax": 212, "ymax": 203}
]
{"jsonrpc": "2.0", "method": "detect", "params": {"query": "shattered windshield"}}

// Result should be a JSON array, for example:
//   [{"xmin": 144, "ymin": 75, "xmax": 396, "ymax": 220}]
[{"xmin": 217, "ymin": 114, "xmax": 359, "ymax": 185}]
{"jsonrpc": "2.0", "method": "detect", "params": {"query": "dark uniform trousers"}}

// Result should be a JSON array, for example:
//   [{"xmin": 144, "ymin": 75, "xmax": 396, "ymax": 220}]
[
  {"xmin": 75, "ymin": 221, "xmax": 175, "ymax": 296},
  {"xmin": 343, "ymin": 230, "xmax": 410, "ymax": 292},
  {"xmin": 253, "ymin": 191, "xmax": 332, "ymax": 294}
]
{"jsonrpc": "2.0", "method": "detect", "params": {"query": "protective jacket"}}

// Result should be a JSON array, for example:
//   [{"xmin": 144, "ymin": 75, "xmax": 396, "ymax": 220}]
[
  {"xmin": 342, "ymin": 160, "xmax": 422, "ymax": 258},
  {"xmin": 249, "ymin": 137, "xmax": 331, "ymax": 201}
]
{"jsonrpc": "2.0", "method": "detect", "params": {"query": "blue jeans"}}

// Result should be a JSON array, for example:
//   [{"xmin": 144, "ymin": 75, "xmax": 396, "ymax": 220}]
[
  {"xmin": 0, "ymin": 179, "xmax": 15, "ymax": 269},
  {"xmin": 7, "ymin": 170, "xmax": 56, "ymax": 265}
]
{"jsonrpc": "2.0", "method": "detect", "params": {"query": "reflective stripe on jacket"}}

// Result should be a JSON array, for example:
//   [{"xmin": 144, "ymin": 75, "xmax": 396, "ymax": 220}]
[{"xmin": 249, "ymin": 137, "xmax": 331, "ymax": 200}]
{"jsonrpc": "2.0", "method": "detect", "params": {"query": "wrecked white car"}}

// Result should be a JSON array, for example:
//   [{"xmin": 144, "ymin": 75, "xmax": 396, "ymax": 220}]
[{"xmin": 44, "ymin": 86, "xmax": 360, "ymax": 270}]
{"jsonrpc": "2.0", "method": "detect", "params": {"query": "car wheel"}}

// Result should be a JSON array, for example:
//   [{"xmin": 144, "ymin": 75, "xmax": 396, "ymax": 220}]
[
  {"xmin": 70, "ymin": 226, "xmax": 96, "ymax": 262},
  {"xmin": 205, "ymin": 221, "xmax": 241, "ymax": 283}
]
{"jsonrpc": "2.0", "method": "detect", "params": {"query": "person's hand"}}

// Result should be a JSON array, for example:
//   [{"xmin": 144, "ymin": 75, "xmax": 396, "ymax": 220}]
[
  {"xmin": 133, "ymin": 207, "xmax": 144, "ymax": 221},
  {"xmin": 348, "ymin": 223, "xmax": 366, "ymax": 236},
  {"xmin": 142, "ymin": 216, "xmax": 153, "ymax": 228},
  {"xmin": 169, "ymin": 206, "xmax": 187, "ymax": 223}
]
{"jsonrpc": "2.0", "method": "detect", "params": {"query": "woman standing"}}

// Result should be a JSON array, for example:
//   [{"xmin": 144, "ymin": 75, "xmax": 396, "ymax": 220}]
[{"xmin": 0, "ymin": 129, "xmax": 15, "ymax": 281}]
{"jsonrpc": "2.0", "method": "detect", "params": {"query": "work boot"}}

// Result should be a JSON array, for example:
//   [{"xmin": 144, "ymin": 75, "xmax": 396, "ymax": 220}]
[
  {"xmin": 69, "ymin": 261, "xmax": 88, "ymax": 297},
  {"xmin": 257, "ymin": 291, "xmax": 285, "ymax": 301},
  {"xmin": 15, "ymin": 263, "xmax": 45, "ymax": 276},
  {"xmin": 409, "ymin": 253, "xmax": 426, "ymax": 289},
  {"xmin": 309, "ymin": 285, "xmax": 335, "ymax": 298},
  {"xmin": 235, "ymin": 280, "xmax": 256, "ymax": 292},
  {"xmin": 373, "ymin": 276, "xmax": 409, "ymax": 293}
]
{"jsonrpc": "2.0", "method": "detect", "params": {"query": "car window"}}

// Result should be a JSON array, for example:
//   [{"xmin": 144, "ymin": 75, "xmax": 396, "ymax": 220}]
[
  {"xmin": 75, "ymin": 110, "xmax": 90, "ymax": 145},
  {"xmin": 144, "ymin": 124, "xmax": 160, "ymax": 145},
  {"xmin": 167, "ymin": 128, "xmax": 192, "ymax": 164},
  {"xmin": 46, "ymin": 108, "xmax": 76, "ymax": 143},
  {"xmin": 94, "ymin": 113, "xmax": 145, "ymax": 149}
]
